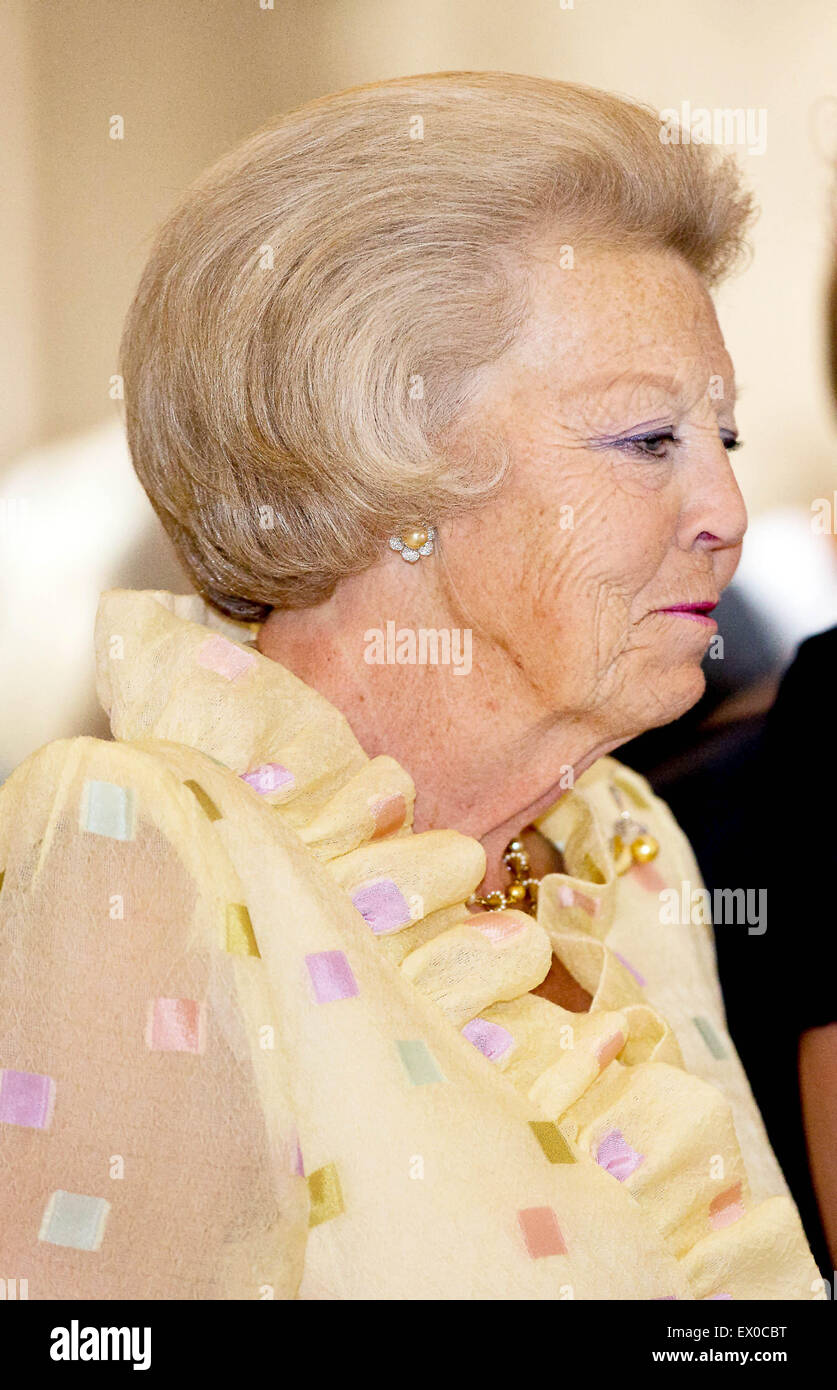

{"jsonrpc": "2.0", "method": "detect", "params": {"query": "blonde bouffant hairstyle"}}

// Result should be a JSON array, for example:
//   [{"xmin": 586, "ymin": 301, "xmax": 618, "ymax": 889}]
[{"xmin": 120, "ymin": 70, "xmax": 754, "ymax": 620}]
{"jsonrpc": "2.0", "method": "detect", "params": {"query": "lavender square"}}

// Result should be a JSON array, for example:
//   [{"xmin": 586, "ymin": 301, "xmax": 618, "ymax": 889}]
[
  {"xmin": 351, "ymin": 878, "xmax": 412, "ymax": 934},
  {"xmin": 305, "ymin": 950, "xmax": 359, "ymax": 1004},
  {"xmin": 0, "ymin": 1069, "xmax": 55, "ymax": 1129}
]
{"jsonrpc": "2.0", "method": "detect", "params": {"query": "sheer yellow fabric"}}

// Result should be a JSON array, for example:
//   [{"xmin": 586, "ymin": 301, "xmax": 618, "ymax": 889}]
[{"xmin": 0, "ymin": 589, "xmax": 821, "ymax": 1300}]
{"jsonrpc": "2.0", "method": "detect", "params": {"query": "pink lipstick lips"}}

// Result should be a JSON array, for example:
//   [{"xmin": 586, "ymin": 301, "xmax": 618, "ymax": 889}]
[{"xmin": 655, "ymin": 601, "xmax": 718, "ymax": 628}]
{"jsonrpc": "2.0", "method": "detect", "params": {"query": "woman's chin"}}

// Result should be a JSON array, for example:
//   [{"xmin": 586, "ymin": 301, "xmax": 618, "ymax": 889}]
[{"xmin": 640, "ymin": 662, "xmax": 707, "ymax": 734}]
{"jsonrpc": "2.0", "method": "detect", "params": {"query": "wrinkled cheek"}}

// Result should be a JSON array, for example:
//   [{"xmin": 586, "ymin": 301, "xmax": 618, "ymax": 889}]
[
  {"xmin": 605, "ymin": 454, "xmax": 676, "ymax": 498},
  {"xmin": 537, "ymin": 578, "xmax": 631, "ymax": 711},
  {"xmin": 595, "ymin": 476, "xmax": 674, "ymax": 563}
]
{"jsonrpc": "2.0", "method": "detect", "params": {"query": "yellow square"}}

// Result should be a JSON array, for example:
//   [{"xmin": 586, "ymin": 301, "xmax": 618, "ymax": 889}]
[
  {"xmin": 184, "ymin": 779, "xmax": 221, "ymax": 822},
  {"xmin": 307, "ymin": 1163, "xmax": 344, "ymax": 1227},
  {"xmin": 529, "ymin": 1120, "xmax": 575, "ymax": 1164},
  {"xmin": 225, "ymin": 903, "xmax": 260, "ymax": 957}
]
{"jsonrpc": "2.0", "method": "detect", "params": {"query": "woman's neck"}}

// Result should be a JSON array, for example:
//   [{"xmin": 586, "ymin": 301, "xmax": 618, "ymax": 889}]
[{"xmin": 256, "ymin": 570, "xmax": 620, "ymax": 893}]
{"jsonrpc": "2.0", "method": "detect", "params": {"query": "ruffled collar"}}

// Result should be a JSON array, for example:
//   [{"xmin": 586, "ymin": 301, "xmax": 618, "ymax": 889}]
[
  {"xmin": 94, "ymin": 590, "xmax": 663, "ymax": 1000},
  {"xmin": 93, "ymin": 587, "xmax": 681, "ymax": 1047}
]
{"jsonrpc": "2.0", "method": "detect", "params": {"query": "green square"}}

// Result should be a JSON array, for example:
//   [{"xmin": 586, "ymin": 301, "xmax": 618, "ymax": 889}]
[
  {"xmin": 396, "ymin": 1039, "xmax": 444, "ymax": 1086},
  {"xmin": 694, "ymin": 1016, "xmax": 727, "ymax": 1060},
  {"xmin": 39, "ymin": 1190, "xmax": 110, "ymax": 1251},
  {"xmin": 82, "ymin": 780, "xmax": 135, "ymax": 840}
]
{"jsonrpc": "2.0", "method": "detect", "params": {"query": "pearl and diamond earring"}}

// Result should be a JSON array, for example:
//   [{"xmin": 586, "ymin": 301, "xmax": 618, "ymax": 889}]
[
  {"xmin": 388, "ymin": 526, "xmax": 436, "ymax": 563},
  {"xmin": 609, "ymin": 783, "xmax": 659, "ymax": 873}
]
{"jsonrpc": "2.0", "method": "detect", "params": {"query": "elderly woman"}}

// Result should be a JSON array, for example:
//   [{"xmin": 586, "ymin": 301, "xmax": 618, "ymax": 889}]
[{"xmin": 0, "ymin": 72, "xmax": 821, "ymax": 1300}]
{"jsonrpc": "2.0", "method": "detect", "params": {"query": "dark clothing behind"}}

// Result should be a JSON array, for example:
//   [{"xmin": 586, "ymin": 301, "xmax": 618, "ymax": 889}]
[{"xmin": 625, "ymin": 626, "xmax": 837, "ymax": 1278}]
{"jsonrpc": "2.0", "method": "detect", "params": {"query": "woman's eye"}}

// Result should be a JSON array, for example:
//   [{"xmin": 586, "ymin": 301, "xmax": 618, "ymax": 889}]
[
  {"xmin": 609, "ymin": 430, "xmax": 742, "ymax": 460},
  {"xmin": 615, "ymin": 430, "xmax": 678, "ymax": 460}
]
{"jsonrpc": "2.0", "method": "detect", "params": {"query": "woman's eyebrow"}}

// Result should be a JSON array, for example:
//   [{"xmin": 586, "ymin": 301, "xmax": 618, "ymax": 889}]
[{"xmin": 566, "ymin": 368, "xmax": 739, "ymax": 409}]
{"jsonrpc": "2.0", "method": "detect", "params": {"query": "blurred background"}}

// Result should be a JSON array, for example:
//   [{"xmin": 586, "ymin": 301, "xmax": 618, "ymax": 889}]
[{"xmin": 2, "ymin": 0, "xmax": 837, "ymax": 777}]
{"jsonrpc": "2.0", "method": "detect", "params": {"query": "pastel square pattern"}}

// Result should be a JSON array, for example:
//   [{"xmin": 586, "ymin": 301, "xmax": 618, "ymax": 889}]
[
  {"xmin": 184, "ymin": 779, "xmax": 221, "ymax": 822},
  {"xmin": 709, "ymin": 1182, "xmax": 745, "ymax": 1230},
  {"xmin": 196, "ymin": 635, "xmax": 256, "ymax": 682},
  {"xmin": 396, "ymin": 1040, "xmax": 444, "ymax": 1086},
  {"xmin": 225, "ymin": 903, "xmax": 260, "ymax": 957},
  {"xmin": 472, "ymin": 914, "xmax": 527, "ymax": 944},
  {"xmin": 146, "ymin": 997, "xmax": 206, "ymax": 1053},
  {"xmin": 517, "ymin": 1206, "xmax": 568, "ymax": 1259},
  {"xmin": 305, "ymin": 951, "xmax": 359, "ymax": 1004},
  {"xmin": 529, "ymin": 1120, "xmax": 575, "ymax": 1165},
  {"xmin": 240, "ymin": 763, "xmax": 295, "ymax": 795},
  {"xmin": 39, "ymin": 1191, "xmax": 110, "ymax": 1252},
  {"xmin": 0, "ymin": 1069, "xmax": 55, "ymax": 1129},
  {"xmin": 351, "ymin": 878, "xmax": 412, "ymax": 935},
  {"xmin": 462, "ymin": 1017, "xmax": 514, "ymax": 1063},
  {"xmin": 369, "ymin": 793, "xmax": 406, "ymax": 839},
  {"xmin": 596, "ymin": 1030, "xmax": 625, "ymax": 1071},
  {"xmin": 694, "ymin": 1016, "xmax": 728, "ymax": 1060},
  {"xmin": 307, "ymin": 1163, "xmax": 344, "ymax": 1227},
  {"xmin": 595, "ymin": 1128, "xmax": 645, "ymax": 1182},
  {"xmin": 612, "ymin": 950, "xmax": 647, "ymax": 988},
  {"xmin": 82, "ymin": 780, "xmax": 135, "ymax": 840}
]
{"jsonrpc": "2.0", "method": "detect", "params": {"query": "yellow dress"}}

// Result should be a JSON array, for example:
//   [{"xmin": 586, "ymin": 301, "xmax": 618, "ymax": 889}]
[{"xmin": 0, "ymin": 588, "xmax": 821, "ymax": 1300}]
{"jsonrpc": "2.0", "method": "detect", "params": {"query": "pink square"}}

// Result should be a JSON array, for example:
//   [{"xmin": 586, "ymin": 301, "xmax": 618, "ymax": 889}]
[
  {"xmin": 369, "ymin": 793, "xmax": 406, "ymax": 840},
  {"xmin": 196, "ymin": 635, "xmax": 256, "ymax": 682},
  {"xmin": 517, "ymin": 1206, "xmax": 567, "ymax": 1259},
  {"xmin": 240, "ymin": 762, "xmax": 295, "ymax": 795},
  {"xmin": 595, "ymin": 1128, "xmax": 644, "ymax": 1182},
  {"xmin": 351, "ymin": 878, "xmax": 412, "ymax": 935},
  {"xmin": 631, "ymin": 862, "xmax": 668, "ymax": 894},
  {"xmin": 613, "ymin": 949, "xmax": 647, "ymax": 988},
  {"xmin": 462, "ymin": 1017, "xmax": 514, "ymax": 1063},
  {"xmin": 305, "ymin": 951, "xmax": 359, "ymax": 1004},
  {"xmin": 709, "ymin": 1182, "xmax": 745, "ymax": 1230},
  {"xmin": 146, "ymin": 997, "xmax": 206, "ymax": 1053},
  {"xmin": 596, "ymin": 1030, "xmax": 625, "ymax": 1071},
  {"xmin": 0, "ymin": 1069, "xmax": 55, "ymax": 1129},
  {"xmin": 471, "ymin": 912, "xmax": 527, "ymax": 944},
  {"xmin": 557, "ymin": 884, "xmax": 598, "ymax": 915}
]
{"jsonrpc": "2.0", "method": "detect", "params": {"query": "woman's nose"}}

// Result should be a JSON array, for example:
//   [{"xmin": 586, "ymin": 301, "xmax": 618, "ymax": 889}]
[{"xmin": 680, "ymin": 441, "xmax": 748, "ymax": 552}]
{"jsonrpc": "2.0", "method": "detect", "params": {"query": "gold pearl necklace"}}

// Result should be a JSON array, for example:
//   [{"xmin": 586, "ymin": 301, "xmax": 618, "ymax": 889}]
[
  {"xmin": 467, "ymin": 785, "xmax": 660, "ymax": 917},
  {"xmin": 467, "ymin": 837, "xmax": 541, "ymax": 915}
]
